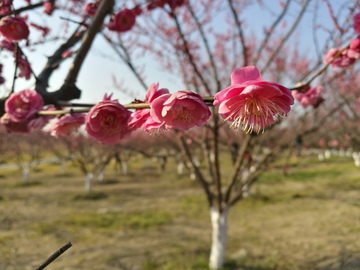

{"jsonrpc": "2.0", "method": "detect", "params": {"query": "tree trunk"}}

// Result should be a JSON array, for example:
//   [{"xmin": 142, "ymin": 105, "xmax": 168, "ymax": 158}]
[
  {"xmin": 60, "ymin": 159, "xmax": 67, "ymax": 174},
  {"xmin": 97, "ymin": 170, "xmax": 104, "ymax": 182},
  {"xmin": 121, "ymin": 161, "xmax": 128, "ymax": 175},
  {"xmin": 85, "ymin": 173, "xmax": 93, "ymax": 192},
  {"xmin": 209, "ymin": 207, "xmax": 229, "ymax": 270},
  {"xmin": 22, "ymin": 167, "xmax": 30, "ymax": 184}
]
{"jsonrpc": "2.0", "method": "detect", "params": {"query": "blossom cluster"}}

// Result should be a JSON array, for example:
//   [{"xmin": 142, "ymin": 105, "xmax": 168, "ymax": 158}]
[
  {"xmin": 323, "ymin": 13, "xmax": 360, "ymax": 68},
  {"xmin": 0, "ymin": 0, "xmax": 187, "ymax": 85},
  {"xmin": 291, "ymin": 12, "xmax": 360, "ymax": 109},
  {"xmin": 1, "ymin": 66, "xmax": 294, "ymax": 145}
]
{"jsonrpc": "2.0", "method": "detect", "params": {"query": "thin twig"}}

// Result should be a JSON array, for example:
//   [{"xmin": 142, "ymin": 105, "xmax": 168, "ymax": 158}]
[
  {"xmin": 34, "ymin": 242, "xmax": 72, "ymax": 270},
  {"xmin": 227, "ymin": 0, "xmax": 248, "ymax": 66},
  {"xmin": 261, "ymin": 0, "xmax": 311, "ymax": 74}
]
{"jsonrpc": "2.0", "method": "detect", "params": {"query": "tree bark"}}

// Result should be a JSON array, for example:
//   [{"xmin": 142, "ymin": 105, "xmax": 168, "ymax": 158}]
[
  {"xmin": 209, "ymin": 207, "xmax": 230, "ymax": 270},
  {"xmin": 85, "ymin": 173, "xmax": 93, "ymax": 192}
]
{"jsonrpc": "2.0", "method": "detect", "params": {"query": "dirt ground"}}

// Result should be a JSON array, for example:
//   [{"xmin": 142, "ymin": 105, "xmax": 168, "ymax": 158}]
[{"xmin": 0, "ymin": 156, "xmax": 360, "ymax": 270}]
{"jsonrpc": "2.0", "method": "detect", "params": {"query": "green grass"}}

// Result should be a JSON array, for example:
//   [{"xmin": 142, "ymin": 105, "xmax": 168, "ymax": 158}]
[
  {"xmin": 64, "ymin": 210, "xmax": 173, "ymax": 230},
  {"xmin": 1, "ymin": 155, "xmax": 360, "ymax": 269}
]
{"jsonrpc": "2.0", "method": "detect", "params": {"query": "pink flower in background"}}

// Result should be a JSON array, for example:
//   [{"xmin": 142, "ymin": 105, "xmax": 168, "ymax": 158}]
[
  {"xmin": 50, "ymin": 113, "xmax": 86, "ymax": 137},
  {"xmin": 17, "ymin": 57, "xmax": 31, "ymax": 79},
  {"xmin": 150, "ymin": 90, "xmax": 211, "ymax": 131},
  {"xmin": 128, "ymin": 83, "xmax": 169, "ymax": 131},
  {"xmin": 62, "ymin": 50, "xmax": 73, "ymax": 58},
  {"xmin": 353, "ymin": 12, "xmax": 360, "ymax": 36},
  {"xmin": 29, "ymin": 23, "xmax": 50, "ymax": 37},
  {"xmin": 292, "ymin": 86, "xmax": 324, "ymax": 109},
  {"xmin": 27, "ymin": 105, "xmax": 56, "ymax": 131},
  {"xmin": 0, "ymin": 39, "xmax": 15, "ymax": 51},
  {"xmin": 0, "ymin": 0, "xmax": 12, "ymax": 15},
  {"xmin": 323, "ymin": 48, "xmax": 355, "ymax": 68},
  {"xmin": 0, "ymin": 16, "xmax": 30, "ymax": 42},
  {"xmin": 347, "ymin": 37, "xmax": 360, "ymax": 59},
  {"xmin": 108, "ymin": 8, "xmax": 136, "ymax": 32},
  {"xmin": 131, "ymin": 6, "xmax": 142, "ymax": 16},
  {"xmin": 85, "ymin": 93, "xmax": 132, "ymax": 145},
  {"xmin": 146, "ymin": 0, "xmax": 186, "ymax": 10},
  {"xmin": 0, "ymin": 113, "xmax": 30, "ymax": 133},
  {"xmin": 43, "ymin": 1, "xmax": 55, "ymax": 15},
  {"xmin": 5, "ymin": 89, "xmax": 44, "ymax": 123},
  {"xmin": 214, "ymin": 66, "xmax": 294, "ymax": 134},
  {"xmin": 83, "ymin": 1, "xmax": 101, "ymax": 17}
]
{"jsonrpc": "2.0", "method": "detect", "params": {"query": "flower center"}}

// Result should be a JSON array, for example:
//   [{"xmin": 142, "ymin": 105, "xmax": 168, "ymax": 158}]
[
  {"xmin": 172, "ymin": 107, "xmax": 191, "ymax": 124},
  {"xmin": 102, "ymin": 114, "xmax": 115, "ymax": 127},
  {"xmin": 227, "ymin": 97, "xmax": 287, "ymax": 134}
]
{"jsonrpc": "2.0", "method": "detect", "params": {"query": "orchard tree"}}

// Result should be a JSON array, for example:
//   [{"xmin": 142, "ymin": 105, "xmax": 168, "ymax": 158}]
[{"xmin": 1, "ymin": 0, "xmax": 360, "ymax": 269}]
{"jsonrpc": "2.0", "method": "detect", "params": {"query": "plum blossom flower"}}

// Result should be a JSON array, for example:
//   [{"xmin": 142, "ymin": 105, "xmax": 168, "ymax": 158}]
[
  {"xmin": 128, "ymin": 83, "xmax": 169, "ymax": 132},
  {"xmin": 213, "ymin": 66, "xmax": 294, "ymax": 134},
  {"xmin": 17, "ymin": 57, "xmax": 31, "ymax": 79},
  {"xmin": 347, "ymin": 38, "xmax": 360, "ymax": 59},
  {"xmin": 0, "ymin": 39, "xmax": 15, "ymax": 51},
  {"xmin": 354, "ymin": 12, "xmax": 360, "ymax": 36},
  {"xmin": 83, "ymin": 1, "xmax": 101, "ymax": 17},
  {"xmin": 29, "ymin": 23, "xmax": 50, "ymax": 37},
  {"xmin": 323, "ymin": 48, "xmax": 355, "ymax": 68},
  {"xmin": 0, "ymin": 113, "xmax": 30, "ymax": 133},
  {"xmin": 43, "ymin": 1, "xmax": 55, "ymax": 15},
  {"xmin": 108, "ymin": 8, "xmax": 136, "ymax": 32},
  {"xmin": 0, "ymin": 16, "xmax": 30, "ymax": 42},
  {"xmin": 85, "ymin": 93, "xmax": 132, "ymax": 145},
  {"xmin": 5, "ymin": 89, "xmax": 44, "ymax": 123},
  {"xmin": 50, "ymin": 113, "xmax": 86, "ymax": 137},
  {"xmin": 150, "ymin": 90, "xmax": 211, "ymax": 131},
  {"xmin": 292, "ymin": 86, "xmax": 324, "ymax": 109},
  {"xmin": 146, "ymin": 0, "xmax": 186, "ymax": 10},
  {"xmin": 0, "ymin": 0, "xmax": 12, "ymax": 15}
]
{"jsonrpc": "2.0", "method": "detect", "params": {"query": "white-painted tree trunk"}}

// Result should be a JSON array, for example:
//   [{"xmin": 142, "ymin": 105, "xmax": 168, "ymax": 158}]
[
  {"xmin": 22, "ymin": 167, "xmax": 30, "ymax": 184},
  {"xmin": 121, "ymin": 161, "xmax": 128, "ymax": 175},
  {"xmin": 97, "ymin": 170, "xmax": 104, "ymax": 182},
  {"xmin": 209, "ymin": 207, "xmax": 229, "ymax": 270},
  {"xmin": 177, "ymin": 162, "xmax": 184, "ymax": 175},
  {"xmin": 85, "ymin": 173, "xmax": 93, "ymax": 192},
  {"xmin": 60, "ymin": 160, "xmax": 67, "ymax": 174}
]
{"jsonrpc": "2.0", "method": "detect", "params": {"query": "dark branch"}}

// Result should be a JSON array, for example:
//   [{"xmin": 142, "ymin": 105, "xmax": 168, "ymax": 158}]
[{"xmin": 34, "ymin": 242, "xmax": 72, "ymax": 270}]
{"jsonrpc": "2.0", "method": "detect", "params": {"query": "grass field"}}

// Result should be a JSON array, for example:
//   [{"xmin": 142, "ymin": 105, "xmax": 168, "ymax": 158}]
[{"xmin": 0, "ymin": 154, "xmax": 360, "ymax": 270}]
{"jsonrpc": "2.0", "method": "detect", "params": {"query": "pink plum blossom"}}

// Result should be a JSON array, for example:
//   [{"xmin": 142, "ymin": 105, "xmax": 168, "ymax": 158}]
[
  {"xmin": 108, "ymin": 8, "xmax": 136, "ymax": 32},
  {"xmin": 146, "ymin": 0, "xmax": 186, "ymax": 10},
  {"xmin": 213, "ymin": 66, "xmax": 294, "ymax": 134},
  {"xmin": 0, "ymin": 0, "xmax": 12, "ymax": 15},
  {"xmin": 50, "ymin": 113, "xmax": 86, "ymax": 137},
  {"xmin": 0, "ymin": 39, "xmax": 15, "ymax": 51},
  {"xmin": 5, "ymin": 89, "xmax": 44, "ymax": 123},
  {"xmin": 323, "ymin": 48, "xmax": 355, "ymax": 68},
  {"xmin": 292, "ymin": 86, "xmax": 324, "ymax": 109},
  {"xmin": 17, "ymin": 57, "xmax": 31, "ymax": 79},
  {"xmin": 354, "ymin": 12, "xmax": 360, "ymax": 36},
  {"xmin": 0, "ymin": 16, "xmax": 30, "ymax": 42},
  {"xmin": 43, "ymin": 1, "xmax": 55, "ymax": 15},
  {"xmin": 0, "ymin": 113, "xmax": 30, "ymax": 133},
  {"xmin": 128, "ymin": 83, "xmax": 170, "ymax": 132},
  {"xmin": 150, "ymin": 90, "xmax": 211, "ymax": 131},
  {"xmin": 347, "ymin": 38, "xmax": 360, "ymax": 59},
  {"xmin": 83, "ymin": 1, "xmax": 101, "ymax": 17},
  {"xmin": 85, "ymin": 93, "xmax": 132, "ymax": 145},
  {"xmin": 26, "ymin": 105, "xmax": 56, "ymax": 131}
]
